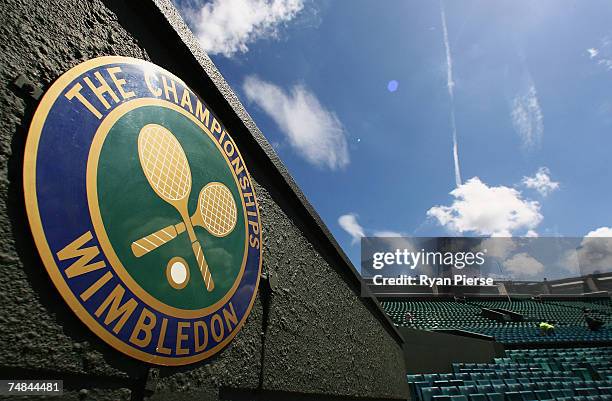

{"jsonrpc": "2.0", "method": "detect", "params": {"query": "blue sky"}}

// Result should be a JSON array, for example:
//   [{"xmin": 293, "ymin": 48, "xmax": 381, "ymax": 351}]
[{"xmin": 174, "ymin": 0, "xmax": 612, "ymax": 270}]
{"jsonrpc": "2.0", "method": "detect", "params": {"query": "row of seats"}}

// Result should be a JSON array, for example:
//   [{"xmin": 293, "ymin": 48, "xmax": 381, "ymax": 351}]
[
  {"xmin": 424, "ymin": 394, "xmax": 612, "ymax": 401},
  {"xmin": 422, "ymin": 387, "xmax": 612, "ymax": 401},
  {"xmin": 408, "ymin": 345, "xmax": 612, "ymax": 401},
  {"xmin": 382, "ymin": 298, "xmax": 612, "ymax": 344}
]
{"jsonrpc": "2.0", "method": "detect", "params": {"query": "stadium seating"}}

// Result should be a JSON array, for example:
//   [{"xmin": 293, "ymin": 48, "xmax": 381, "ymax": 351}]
[
  {"xmin": 382, "ymin": 298, "xmax": 612, "ymax": 344},
  {"xmin": 407, "ymin": 346, "xmax": 612, "ymax": 401}
]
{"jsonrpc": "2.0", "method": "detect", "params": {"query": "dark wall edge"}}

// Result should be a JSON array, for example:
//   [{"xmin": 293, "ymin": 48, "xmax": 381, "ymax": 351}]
[{"xmin": 144, "ymin": 0, "xmax": 403, "ymax": 346}]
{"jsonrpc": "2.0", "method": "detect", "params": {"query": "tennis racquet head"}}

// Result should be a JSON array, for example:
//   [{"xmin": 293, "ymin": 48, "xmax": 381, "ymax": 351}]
[
  {"xmin": 138, "ymin": 123, "xmax": 192, "ymax": 203},
  {"xmin": 198, "ymin": 182, "xmax": 237, "ymax": 237}
]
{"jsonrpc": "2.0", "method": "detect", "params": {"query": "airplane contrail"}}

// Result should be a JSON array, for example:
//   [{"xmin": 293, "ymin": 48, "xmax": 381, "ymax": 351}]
[{"xmin": 440, "ymin": 0, "xmax": 462, "ymax": 188}]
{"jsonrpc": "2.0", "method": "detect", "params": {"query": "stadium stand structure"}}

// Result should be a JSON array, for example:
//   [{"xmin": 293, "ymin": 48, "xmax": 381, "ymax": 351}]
[
  {"xmin": 381, "ymin": 274, "xmax": 612, "ymax": 400},
  {"xmin": 383, "ymin": 297, "xmax": 612, "ymax": 345}
]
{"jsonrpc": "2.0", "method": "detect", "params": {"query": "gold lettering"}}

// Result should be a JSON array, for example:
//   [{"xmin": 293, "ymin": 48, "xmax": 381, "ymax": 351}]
[
  {"xmin": 107, "ymin": 67, "xmax": 135, "ymax": 100},
  {"xmin": 56, "ymin": 231, "xmax": 106, "ymax": 278},
  {"xmin": 211, "ymin": 314, "xmax": 224, "ymax": 342},
  {"xmin": 249, "ymin": 219, "xmax": 260, "ymax": 235},
  {"xmin": 195, "ymin": 100, "xmax": 211, "ymax": 127},
  {"xmin": 80, "ymin": 271, "xmax": 113, "ymax": 301},
  {"xmin": 194, "ymin": 321, "xmax": 208, "ymax": 352},
  {"xmin": 83, "ymin": 71, "xmax": 120, "ymax": 109},
  {"xmin": 243, "ymin": 192, "xmax": 256, "ymax": 208},
  {"xmin": 94, "ymin": 284, "xmax": 138, "ymax": 334},
  {"xmin": 129, "ymin": 307, "xmax": 156, "ymax": 347},
  {"xmin": 156, "ymin": 318, "xmax": 172, "ymax": 355},
  {"xmin": 145, "ymin": 71, "xmax": 162, "ymax": 97},
  {"xmin": 211, "ymin": 118, "xmax": 221, "ymax": 135},
  {"xmin": 231, "ymin": 157, "xmax": 245, "ymax": 176},
  {"xmin": 65, "ymin": 83, "xmax": 102, "ymax": 119},
  {"xmin": 223, "ymin": 140, "xmax": 235, "ymax": 157},
  {"xmin": 222, "ymin": 302, "xmax": 238, "ymax": 333},
  {"xmin": 176, "ymin": 321, "xmax": 190, "ymax": 355},
  {"xmin": 162, "ymin": 76, "xmax": 178, "ymax": 103},
  {"xmin": 180, "ymin": 88, "xmax": 194, "ymax": 113}
]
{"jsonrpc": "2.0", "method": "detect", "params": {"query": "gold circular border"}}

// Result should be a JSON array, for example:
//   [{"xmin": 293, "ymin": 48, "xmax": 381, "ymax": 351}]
[
  {"xmin": 166, "ymin": 256, "xmax": 190, "ymax": 290},
  {"xmin": 87, "ymin": 98, "xmax": 249, "ymax": 318},
  {"xmin": 23, "ymin": 56, "xmax": 263, "ymax": 366}
]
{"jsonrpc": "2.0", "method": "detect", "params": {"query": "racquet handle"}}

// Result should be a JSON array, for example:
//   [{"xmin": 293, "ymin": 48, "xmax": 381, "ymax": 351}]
[
  {"xmin": 193, "ymin": 241, "xmax": 214, "ymax": 291},
  {"xmin": 131, "ymin": 223, "xmax": 186, "ymax": 257}
]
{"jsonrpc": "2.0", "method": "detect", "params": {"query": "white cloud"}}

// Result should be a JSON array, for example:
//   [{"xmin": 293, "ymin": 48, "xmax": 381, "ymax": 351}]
[
  {"xmin": 576, "ymin": 227, "xmax": 612, "ymax": 275},
  {"xmin": 373, "ymin": 230, "xmax": 404, "ymax": 237},
  {"xmin": 559, "ymin": 249, "xmax": 580, "ymax": 276},
  {"xmin": 511, "ymin": 84, "xmax": 544, "ymax": 149},
  {"xmin": 480, "ymin": 237, "xmax": 517, "ymax": 259},
  {"xmin": 599, "ymin": 59, "xmax": 612, "ymax": 70},
  {"xmin": 525, "ymin": 230, "xmax": 539, "ymax": 238},
  {"xmin": 587, "ymin": 38, "xmax": 612, "ymax": 71},
  {"xmin": 558, "ymin": 227, "xmax": 612, "ymax": 276},
  {"xmin": 503, "ymin": 252, "xmax": 545, "ymax": 279},
  {"xmin": 586, "ymin": 227, "xmax": 612, "ymax": 237},
  {"xmin": 427, "ymin": 177, "xmax": 543, "ymax": 237},
  {"xmin": 186, "ymin": 0, "xmax": 303, "ymax": 57},
  {"xmin": 522, "ymin": 167, "xmax": 559, "ymax": 196},
  {"xmin": 243, "ymin": 76, "xmax": 349, "ymax": 170},
  {"xmin": 338, "ymin": 214, "xmax": 365, "ymax": 244}
]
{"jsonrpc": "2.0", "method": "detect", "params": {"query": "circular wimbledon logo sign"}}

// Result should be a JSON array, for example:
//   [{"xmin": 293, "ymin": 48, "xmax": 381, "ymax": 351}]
[{"xmin": 24, "ymin": 57, "xmax": 262, "ymax": 365}]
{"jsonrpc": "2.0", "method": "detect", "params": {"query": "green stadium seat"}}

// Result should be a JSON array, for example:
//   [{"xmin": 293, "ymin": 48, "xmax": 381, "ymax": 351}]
[
  {"xmin": 533, "ymin": 389, "xmax": 550, "ymax": 400},
  {"xmin": 491, "ymin": 384, "xmax": 506, "ymax": 393},
  {"xmin": 504, "ymin": 392, "xmax": 522, "ymax": 401},
  {"xmin": 535, "ymin": 381, "xmax": 550, "ymax": 390},
  {"xmin": 561, "ymin": 388, "xmax": 575, "ymax": 397},
  {"xmin": 458, "ymin": 385, "xmax": 477, "ymax": 396},
  {"xmin": 519, "ymin": 390, "xmax": 538, "ymax": 401},
  {"xmin": 441, "ymin": 387, "xmax": 460, "ymax": 396},
  {"xmin": 521, "ymin": 383, "xmax": 537, "ymax": 391},
  {"xmin": 476, "ymin": 385, "xmax": 493, "ymax": 394},
  {"xmin": 468, "ymin": 395, "xmax": 487, "ymax": 401},
  {"xmin": 422, "ymin": 387, "xmax": 442, "ymax": 401},
  {"xmin": 599, "ymin": 387, "xmax": 612, "ymax": 395},
  {"xmin": 425, "ymin": 374, "xmax": 440, "ymax": 382},
  {"xmin": 408, "ymin": 374, "xmax": 423, "ymax": 382},
  {"xmin": 576, "ymin": 388, "xmax": 600, "ymax": 396},
  {"xmin": 485, "ymin": 393, "xmax": 503, "ymax": 401}
]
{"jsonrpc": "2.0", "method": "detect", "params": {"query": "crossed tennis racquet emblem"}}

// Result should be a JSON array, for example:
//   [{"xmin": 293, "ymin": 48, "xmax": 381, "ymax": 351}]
[{"xmin": 130, "ymin": 124, "xmax": 238, "ymax": 292}]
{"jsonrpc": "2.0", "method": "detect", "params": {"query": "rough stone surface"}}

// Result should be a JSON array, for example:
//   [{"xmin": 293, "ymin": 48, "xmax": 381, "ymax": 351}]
[
  {"xmin": 0, "ymin": 0, "xmax": 408, "ymax": 399},
  {"xmin": 255, "ymin": 184, "xmax": 407, "ymax": 399}
]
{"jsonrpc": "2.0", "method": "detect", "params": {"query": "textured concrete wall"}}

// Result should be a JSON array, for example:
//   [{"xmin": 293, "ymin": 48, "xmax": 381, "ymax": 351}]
[{"xmin": 0, "ymin": 0, "xmax": 407, "ymax": 400}]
